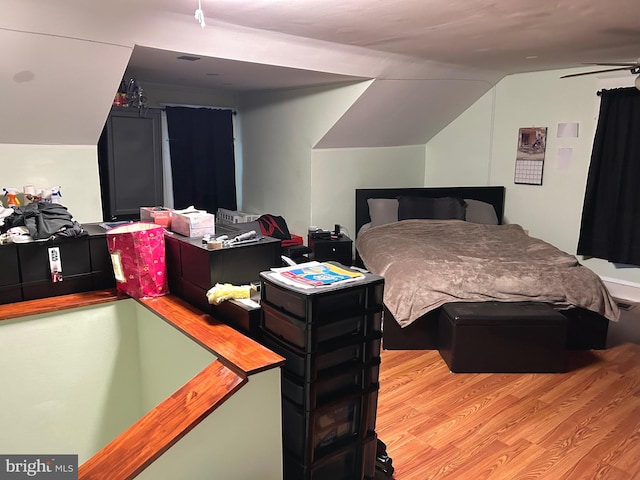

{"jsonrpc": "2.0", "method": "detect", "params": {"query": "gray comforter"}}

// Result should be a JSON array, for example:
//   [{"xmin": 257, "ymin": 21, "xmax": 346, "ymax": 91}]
[{"xmin": 356, "ymin": 219, "xmax": 619, "ymax": 327}]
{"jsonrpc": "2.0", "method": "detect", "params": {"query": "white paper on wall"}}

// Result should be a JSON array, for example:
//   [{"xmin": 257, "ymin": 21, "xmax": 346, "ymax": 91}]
[
  {"xmin": 557, "ymin": 122, "xmax": 579, "ymax": 138},
  {"xmin": 557, "ymin": 147, "xmax": 573, "ymax": 169}
]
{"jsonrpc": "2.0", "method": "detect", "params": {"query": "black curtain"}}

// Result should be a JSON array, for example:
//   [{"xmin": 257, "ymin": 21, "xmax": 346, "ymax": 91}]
[
  {"xmin": 165, "ymin": 107, "xmax": 237, "ymax": 213},
  {"xmin": 577, "ymin": 87, "xmax": 640, "ymax": 265}
]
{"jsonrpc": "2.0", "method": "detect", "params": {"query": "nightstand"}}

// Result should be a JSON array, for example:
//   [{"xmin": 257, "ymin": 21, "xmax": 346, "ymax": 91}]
[{"xmin": 308, "ymin": 234, "xmax": 353, "ymax": 266}]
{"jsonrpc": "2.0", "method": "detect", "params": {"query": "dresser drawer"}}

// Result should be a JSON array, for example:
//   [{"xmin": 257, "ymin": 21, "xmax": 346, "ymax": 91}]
[
  {"xmin": 313, "ymin": 242, "xmax": 352, "ymax": 265},
  {"xmin": 260, "ymin": 329, "xmax": 381, "ymax": 381},
  {"xmin": 0, "ymin": 244, "xmax": 20, "ymax": 287},
  {"xmin": 21, "ymin": 273, "xmax": 94, "ymax": 301},
  {"xmin": 261, "ymin": 301, "xmax": 367, "ymax": 351},
  {"xmin": 17, "ymin": 237, "xmax": 91, "ymax": 283},
  {"xmin": 308, "ymin": 234, "xmax": 353, "ymax": 266},
  {"xmin": 284, "ymin": 435, "xmax": 371, "ymax": 480},
  {"xmin": 0, "ymin": 285, "xmax": 22, "ymax": 305},
  {"xmin": 260, "ymin": 272, "xmax": 384, "ymax": 320},
  {"xmin": 282, "ymin": 357, "xmax": 381, "ymax": 410},
  {"xmin": 282, "ymin": 393, "xmax": 362, "ymax": 463}
]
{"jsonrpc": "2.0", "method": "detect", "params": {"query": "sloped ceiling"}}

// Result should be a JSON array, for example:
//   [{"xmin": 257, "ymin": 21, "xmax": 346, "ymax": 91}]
[
  {"xmin": 2, "ymin": 0, "xmax": 639, "ymax": 147},
  {"xmin": 204, "ymin": 0, "xmax": 640, "ymax": 74},
  {"xmin": 315, "ymin": 78, "xmax": 495, "ymax": 148},
  {"xmin": 0, "ymin": 29, "xmax": 131, "ymax": 145}
]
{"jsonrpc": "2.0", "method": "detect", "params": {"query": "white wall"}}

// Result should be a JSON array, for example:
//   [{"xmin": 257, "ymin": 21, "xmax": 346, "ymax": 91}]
[
  {"xmin": 311, "ymin": 145, "xmax": 426, "ymax": 238},
  {"xmin": 239, "ymin": 81, "xmax": 371, "ymax": 237},
  {"xmin": 491, "ymin": 69, "xmax": 599, "ymax": 250},
  {"xmin": 239, "ymin": 80, "xmax": 429, "ymax": 239},
  {"xmin": 2, "ymin": 1, "xmax": 503, "ymax": 227},
  {"xmin": 426, "ymin": 68, "xmax": 640, "ymax": 286},
  {"xmin": 426, "ymin": 91, "xmax": 495, "ymax": 186},
  {"xmin": 0, "ymin": 301, "xmax": 142, "ymax": 463},
  {"xmin": 137, "ymin": 368, "xmax": 282, "ymax": 480},
  {"xmin": 0, "ymin": 86, "xmax": 239, "ymax": 223},
  {"xmin": 0, "ymin": 144, "xmax": 103, "ymax": 223},
  {"xmin": 5, "ymin": 0, "xmax": 637, "ymax": 289},
  {"xmin": 0, "ymin": 300, "xmax": 218, "ymax": 464},
  {"xmin": 134, "ymin": 303, "xmax": 215, "ymax": 413}
]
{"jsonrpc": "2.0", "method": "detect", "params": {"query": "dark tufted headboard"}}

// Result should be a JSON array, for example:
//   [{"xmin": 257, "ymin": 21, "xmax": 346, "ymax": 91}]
[{"xmin": 355, "ymin": 186, "xmax": 506, "ymax": 237}]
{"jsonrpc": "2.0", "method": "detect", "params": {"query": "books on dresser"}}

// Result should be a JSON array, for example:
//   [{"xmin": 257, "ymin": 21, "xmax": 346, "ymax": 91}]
[{"xmin": 269, "ymin": 261, "xmax": 364, "ymax": 288}]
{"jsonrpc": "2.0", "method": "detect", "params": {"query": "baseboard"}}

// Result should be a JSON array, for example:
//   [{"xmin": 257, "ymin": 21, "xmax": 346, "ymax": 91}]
[{"xmin": 601, "ymin": 276, "xmax": 640, "ymax": 305}]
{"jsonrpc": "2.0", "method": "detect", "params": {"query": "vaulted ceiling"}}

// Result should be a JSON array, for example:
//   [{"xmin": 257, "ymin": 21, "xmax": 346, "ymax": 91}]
[
  {"xmin": 196, "ymin": 0, "xmax": 640, "ymax": 74},
  {"xmin": 2, "ymin": 0, "xmax": 639, "ymax": 146}
]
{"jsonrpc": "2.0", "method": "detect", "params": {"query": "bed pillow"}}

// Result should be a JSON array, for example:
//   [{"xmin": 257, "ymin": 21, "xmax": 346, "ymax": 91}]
[
  {"xmin": 397, "ymin": 196, "xmax": 467, "ymax": 221},
  {"xmin": 367, "ymin": 198, "xmax": 399, "ymax": 227},
  {"xmin": 464, "ymin": 199, "xmax": 499, "ymax": 225}
]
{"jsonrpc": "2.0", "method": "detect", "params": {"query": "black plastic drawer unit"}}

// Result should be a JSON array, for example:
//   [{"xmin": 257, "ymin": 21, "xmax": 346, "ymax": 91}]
[
  {"xmin": 281, "ymin": 358, "xmax": 381, "ymax": 410},
  {"xmin": 282, "ymin": 393, "xmax": 363, "ymax": 463},
  {"xmin": 261, "ymin": 300, "xmax": 382, "ymax": 351},
  {"xmin": 361, "ymin": 385, "xmax": 380, "ymax": 437},
  {"xmin": 260, "ymin": 272, "xmax": 383, "ymax": 320},
  {"xmin": 259, "ymin": 270, "xmax": 385, "ymax": 480},
  {"xmin": 284, "ymin": 433, "xmax": 377, "ymax": 480},
  {"xmin": 261, "ymin": 329, "xmax": 382, "ymax": 382}
]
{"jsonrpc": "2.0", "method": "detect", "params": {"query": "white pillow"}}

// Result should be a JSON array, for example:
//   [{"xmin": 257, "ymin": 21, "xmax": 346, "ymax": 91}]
[
  {"xmin": 464, "ymin": 199, "xmax": 499, "ymax": 225},
  {"xmin": 367, "ymin": 198, "xmax": 399, "ymax": 227}
]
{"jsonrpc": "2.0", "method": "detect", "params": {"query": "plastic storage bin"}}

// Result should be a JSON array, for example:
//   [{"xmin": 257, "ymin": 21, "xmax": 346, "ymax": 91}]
[
  {"xmin": 261, "ymin": 301, "xmax": 380, "ymax": 351},
  {"xmin": 281, "ymin": 358, "xmax": 381, "ymax": 410},
  {"xmin": 260, "ymin": 270, "xmax": 385, "ymax": 480},
  {"xmin": 284, "ymin": 438, "xmax": 362, "ymax": 480},
  {"xmin": 260, "ymin": 273, "xmax": 383, "ymax": 320},
  {"xmin": 260, "ymin": 330, "xmax": 381, "ymax": 381},
  {"xmin": 282, "ymin": 393, "xmax": 363, "ymax": 463}
]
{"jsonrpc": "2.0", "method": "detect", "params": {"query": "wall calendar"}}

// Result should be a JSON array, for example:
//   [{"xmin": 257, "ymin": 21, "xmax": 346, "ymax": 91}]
[{"xmin": 514, "ymin": 127, "xmax": 547, "ymax": 185}]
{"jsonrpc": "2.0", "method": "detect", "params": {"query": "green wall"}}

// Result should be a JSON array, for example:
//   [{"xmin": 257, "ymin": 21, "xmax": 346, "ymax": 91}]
[{"xmin": 426, "ymin": 68, "xmax": 640, "ymax": 288}]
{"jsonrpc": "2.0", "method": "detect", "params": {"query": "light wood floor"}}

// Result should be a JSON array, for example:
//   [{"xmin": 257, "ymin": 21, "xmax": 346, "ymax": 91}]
[{"xmin": 376, "ymin": 343, "xmax": 640, "ymax": 480}]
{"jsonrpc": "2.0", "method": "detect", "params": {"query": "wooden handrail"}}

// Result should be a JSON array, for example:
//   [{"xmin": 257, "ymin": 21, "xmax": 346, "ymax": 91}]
[
  {"xmin": 0, "ymin": 289, "xmax": 284, "ymax": 480},
  {"xmin": 0, "ymin": 289, "xmax": 120, "ymax": 321},
  {"xmin": 78, "ymin": 360, "xmax": 245, "ymax": 480},
  {"xmin": 138, "ymin": 294, "xmax": 284, "ymax": 376}
]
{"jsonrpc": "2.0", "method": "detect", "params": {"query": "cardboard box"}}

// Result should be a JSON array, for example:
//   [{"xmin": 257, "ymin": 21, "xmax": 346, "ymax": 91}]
[
  {"xmin": 171, "ymin": 210, "xmax": 215, "ymax": 238},
  {"xmin": 140, "ymin": 207, "xmax": 172, "ymax": 228},
  {"xmin": 217, "ymin": 208, "xmax": 261, "ymax": 224}
]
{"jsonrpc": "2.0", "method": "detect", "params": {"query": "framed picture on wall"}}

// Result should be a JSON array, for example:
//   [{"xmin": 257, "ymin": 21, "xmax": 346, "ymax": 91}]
[{"xmin": 514, "ymin": 127, "xmax": 547, "ymax": 185}]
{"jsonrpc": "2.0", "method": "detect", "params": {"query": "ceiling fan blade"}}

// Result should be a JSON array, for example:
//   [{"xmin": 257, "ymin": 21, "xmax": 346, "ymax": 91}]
[
  {"xmin": 583, "ymin": 62, "xmax": 639, "ymax": 67},
  {"xmin": 560, "ymin": 66, "xmax": 635, "ymax": 79}
]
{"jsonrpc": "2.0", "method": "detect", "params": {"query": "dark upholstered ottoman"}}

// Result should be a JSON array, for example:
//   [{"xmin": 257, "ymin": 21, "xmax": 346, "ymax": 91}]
[{"xmin": 438, "ymin": 302, "xmax": 568, "ymax": 373}]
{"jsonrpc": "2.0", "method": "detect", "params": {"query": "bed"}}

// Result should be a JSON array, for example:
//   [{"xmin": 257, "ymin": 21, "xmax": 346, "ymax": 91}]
[{"xmin": 354, "ymin": 186, "xmax": 619, "ymax": 351}]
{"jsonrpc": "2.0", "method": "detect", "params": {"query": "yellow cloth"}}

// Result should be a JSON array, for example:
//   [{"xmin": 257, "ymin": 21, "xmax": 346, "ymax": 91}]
[{"xmin": 206, "ymin": 283, "xmax": 255, "ymax": 305}]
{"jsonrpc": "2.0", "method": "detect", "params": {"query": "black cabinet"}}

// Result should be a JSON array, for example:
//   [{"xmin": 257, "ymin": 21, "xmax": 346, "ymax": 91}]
[
  {"xmin": 259, "ymin": 270, "xmax": 384, "ymax": 480},
  {"xmin": 165, "ymin": 225, "xmax": 282, "ymax": 312},
  {"xmin": 0, "ymin": 243, "xmax": 22, "ymax": 304},
  {"xmin": 18, "ymin": 236, "xmax": 93, "ymax": 300},
  {"xmin": 98, "ymin": 107, "xmax": 163, "ymax": 221},
  {"xmin": 309, "ymin": 235, "xmax": 353, "ymax": 266},
  {"xmin": 0, "ymin": 223, "xmax": 115, "ymax": 304}
]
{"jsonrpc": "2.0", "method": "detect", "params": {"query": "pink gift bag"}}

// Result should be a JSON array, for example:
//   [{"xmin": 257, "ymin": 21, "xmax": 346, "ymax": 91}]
[{"xmin": 107, "ymin": 222, "xmax": 169, "ymax": 298}]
